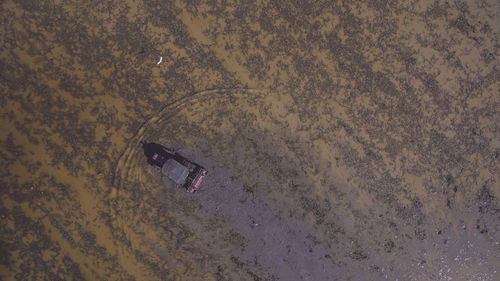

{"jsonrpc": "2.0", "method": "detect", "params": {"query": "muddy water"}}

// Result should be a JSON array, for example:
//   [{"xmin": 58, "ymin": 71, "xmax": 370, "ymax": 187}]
[{"xmin": 1, "ymin": 0, "xmax": 499, "ymax": 280}]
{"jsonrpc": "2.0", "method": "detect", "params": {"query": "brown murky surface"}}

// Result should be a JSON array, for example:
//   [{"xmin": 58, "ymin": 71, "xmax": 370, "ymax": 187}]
[{"xmin": 1, "ymin": 0, "xmax": 499, "ymax": 280}]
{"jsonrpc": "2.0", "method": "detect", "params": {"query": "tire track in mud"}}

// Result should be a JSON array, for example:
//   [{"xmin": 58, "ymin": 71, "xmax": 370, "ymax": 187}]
[
  {"xmin": 112, "ymin": 88, "xmax": 261, "ymax": 191},
  {"xmin": 110, "ymin": 89, "xmax": 354, "ymax": 280},
  {"xmin": 109, "ymin": 88, "xmax": 272, "ymax": 279}
]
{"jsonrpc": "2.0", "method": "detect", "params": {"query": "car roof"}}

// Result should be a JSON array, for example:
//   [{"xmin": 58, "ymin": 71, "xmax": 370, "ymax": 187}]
[{"xmin": 162, "ymin": 159, "xmax": 189, "ymax": 185}]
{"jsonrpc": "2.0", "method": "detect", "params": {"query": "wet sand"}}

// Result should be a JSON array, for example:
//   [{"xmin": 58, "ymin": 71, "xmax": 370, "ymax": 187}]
[{"xmin": 1, "ymin": 0, "xmax": 499, "ymax": 280}]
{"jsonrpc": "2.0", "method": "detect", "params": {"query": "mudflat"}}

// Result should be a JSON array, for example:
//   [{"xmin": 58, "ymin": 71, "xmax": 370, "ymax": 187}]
[{"xmin": 1, "ymin": 0, "xmax": 498, "ymax": 280}]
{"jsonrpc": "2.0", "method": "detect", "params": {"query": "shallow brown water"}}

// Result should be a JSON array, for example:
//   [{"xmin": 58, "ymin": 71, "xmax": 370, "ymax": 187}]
[{"xmin": 1, "ymin": 0, "xmax": 499, "ymax": 280}]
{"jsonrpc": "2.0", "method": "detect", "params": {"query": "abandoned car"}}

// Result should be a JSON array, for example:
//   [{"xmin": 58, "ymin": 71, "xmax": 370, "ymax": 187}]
[{"xmin": 141, "ymin": 142, "xmax": 207, "ymax": 193}]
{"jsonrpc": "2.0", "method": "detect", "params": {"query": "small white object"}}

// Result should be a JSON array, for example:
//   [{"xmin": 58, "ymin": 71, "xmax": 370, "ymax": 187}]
[{"xmin": 157, "ymin": 56, "xmax": 163, "ymax": 64}]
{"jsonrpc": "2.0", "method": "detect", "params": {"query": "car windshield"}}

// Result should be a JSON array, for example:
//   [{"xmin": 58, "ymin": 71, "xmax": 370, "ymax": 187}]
[{"xmin": 153, "ymin": 153, "xmax": 166, "ymax": 162}]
